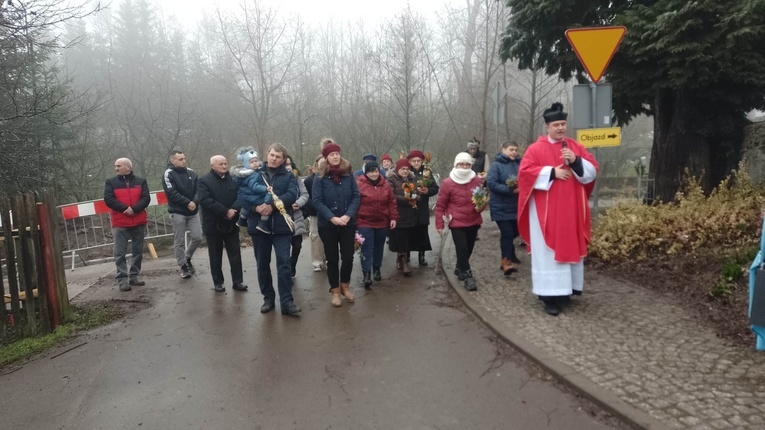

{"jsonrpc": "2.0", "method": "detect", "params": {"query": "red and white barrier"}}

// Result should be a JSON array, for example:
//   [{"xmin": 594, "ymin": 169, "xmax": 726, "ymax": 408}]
[{"xmin": 60, "ymin": 191, "xmax": 168, "ymax": 220}]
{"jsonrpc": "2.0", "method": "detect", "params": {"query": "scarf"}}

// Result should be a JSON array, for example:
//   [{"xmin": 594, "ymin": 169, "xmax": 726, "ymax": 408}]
[
  {"xmin": 328, "ymin": 164, "xmax": 343, "ymax": 184},
  {"xmin": 449, "ymin": 167, "xmax": 476, "ymax": 185}
]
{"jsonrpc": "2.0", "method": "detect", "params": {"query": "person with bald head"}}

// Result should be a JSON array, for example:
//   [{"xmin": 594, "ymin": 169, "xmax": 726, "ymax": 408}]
[
  {"xmin": 198, "ymin": 155, "xmax": 247, "ymax": 293},
  {"xmin": 104, "ymin": 157, "xmax": 150, "ymax": 291}
]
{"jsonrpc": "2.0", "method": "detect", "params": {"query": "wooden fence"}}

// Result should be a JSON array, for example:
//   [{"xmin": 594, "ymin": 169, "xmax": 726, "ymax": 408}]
[{"xmin": 0, "ymin": 192, "xmax": 69, "ymax": 340}]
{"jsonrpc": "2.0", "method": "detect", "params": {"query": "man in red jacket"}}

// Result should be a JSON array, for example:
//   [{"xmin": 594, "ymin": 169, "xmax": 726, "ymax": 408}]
[{"xmin": 104, "ymin": 158, "xmax": 150, "ymax": 291}]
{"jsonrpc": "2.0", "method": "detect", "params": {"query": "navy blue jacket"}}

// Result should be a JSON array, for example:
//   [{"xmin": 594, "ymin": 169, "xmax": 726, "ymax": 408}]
[
  {"xmin": 312, "ymin": 169, "xmax": 361, "ymax": 229},
  {"xmin": 487, "ymin": 153, "xmax": 521, "ymax": 222},
  {"xmin": 246, "ymin": 164, "xmax": 298, "ymax": 236}
]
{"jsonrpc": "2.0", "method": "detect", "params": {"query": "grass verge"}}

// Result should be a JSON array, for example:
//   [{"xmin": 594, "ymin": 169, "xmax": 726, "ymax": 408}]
[{"xmin": 0, "ymin": 303, "xmax": 124, "ymax": 367}]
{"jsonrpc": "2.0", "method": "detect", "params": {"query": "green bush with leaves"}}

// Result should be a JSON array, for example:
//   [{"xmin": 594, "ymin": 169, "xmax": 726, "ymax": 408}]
[{"xmin": 590, "ymin": 164, "xmax": 765, "ymax": 262}]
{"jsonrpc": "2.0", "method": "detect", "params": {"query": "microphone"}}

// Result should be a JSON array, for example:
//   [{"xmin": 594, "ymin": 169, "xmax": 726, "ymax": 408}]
[{"xmin": 561, "ymin": 141, "xmax": 569, "ymax": 166}]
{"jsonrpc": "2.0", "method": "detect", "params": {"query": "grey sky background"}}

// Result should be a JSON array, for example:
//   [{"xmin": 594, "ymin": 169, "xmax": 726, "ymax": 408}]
[{"xmin": 151, "ymin": 0, "xmax": 461, "ymax": 29}]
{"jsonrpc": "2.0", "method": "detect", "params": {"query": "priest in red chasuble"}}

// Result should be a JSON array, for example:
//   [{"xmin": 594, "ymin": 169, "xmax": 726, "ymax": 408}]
[{"xmin": 517, "ymin": 102, "xmax": 599, "ymax": 316}]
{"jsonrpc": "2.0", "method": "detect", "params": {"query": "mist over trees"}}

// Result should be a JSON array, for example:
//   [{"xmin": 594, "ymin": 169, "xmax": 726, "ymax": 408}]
[{"xmin": 2, "ymin": 0, "xmax": 653, "ymax": 203}]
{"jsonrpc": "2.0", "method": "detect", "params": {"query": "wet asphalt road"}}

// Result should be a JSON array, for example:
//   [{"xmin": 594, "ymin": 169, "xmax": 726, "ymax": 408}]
[{"xmin": 0, "ymin": 236, "xmax": 620, "ymax": 429}]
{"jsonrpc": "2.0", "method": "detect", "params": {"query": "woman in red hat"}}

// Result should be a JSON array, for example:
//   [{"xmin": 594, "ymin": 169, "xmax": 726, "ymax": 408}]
[
  {"xmin": 312, "ymin": 139, "xmax": 361, "ymax": 307},
  {"xmin": 386, "ymin": 158, "xmax": 419, "ymax": 275},
  {"xmin": 407, "ymin": 149, "xmax": 439, "ymax": 266}
]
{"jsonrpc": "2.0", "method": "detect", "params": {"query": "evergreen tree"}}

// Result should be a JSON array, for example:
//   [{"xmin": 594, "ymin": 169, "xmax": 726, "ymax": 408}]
[{"xmin": 500, "ymin": 0, "xmax": 765, "ymax": 201}]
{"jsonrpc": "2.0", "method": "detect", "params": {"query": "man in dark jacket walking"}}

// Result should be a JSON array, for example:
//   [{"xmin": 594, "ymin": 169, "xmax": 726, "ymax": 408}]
[
  {"xmin": 248, "ymin": 143, "xmax": 301, "ymax": 316},
  {"xmin": 487, "ymin": 141, "xmax": 522, "ymax": 275},
  {"xmin": 163, "ymin": 150, "xmax": 202, "ymax": 279},
  {"xmin": 198, "ymin": 155, "xmax": 247, "ymax": 293},
  {"xmin": 104, "ymin": 158, "xmax": 150, "ymax": 291}
]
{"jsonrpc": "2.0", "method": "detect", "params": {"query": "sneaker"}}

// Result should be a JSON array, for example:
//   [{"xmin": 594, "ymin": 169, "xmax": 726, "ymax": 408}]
[
  {"xmin": 237, "ymin": 217, "xmax": 248, "ymax": 227},
  {"xmin": 463, "ymin": 270, "xmax": 477, "ymax": 291},
  {"xmin": 119, "ymin": 282, "xmax": 132, "ymax": 292},
  {"xmin": 180, "ymin": 264, "xmax": 192, "ymax": 279},
  {"xmin": 186, "ymin": 258, "xmax": 196, "ymax": 274},
  {"xmin": 312, "ymin": 263, "xmax": 322, "ymax": 272},
  {"xmin": 128, "ymin": 279, "xmax": 145, "ymax": 286},
  {"xmin": 453, "ymin": 268, "xmax": 466, "ymax": 281},
  {"xmin": 256, "ymin": 223, "xmax": 271, "ymax": 234}
]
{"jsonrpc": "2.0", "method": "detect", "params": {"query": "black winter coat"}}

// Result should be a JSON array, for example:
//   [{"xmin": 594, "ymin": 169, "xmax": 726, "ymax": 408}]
[
  {"xmin": 198, "ymin": 170, "xmax": 242, "ymax": 235},
  {"xmin": 162, "ymin": 164, "xmax": 199, "ymax": 216},
  {"xmin": 386, "ymin": 171, "xmax": 419, "ymax": 229},
  {"xmin": 411, "ymin": 166, "xmax": 439, "ymax": 225}
]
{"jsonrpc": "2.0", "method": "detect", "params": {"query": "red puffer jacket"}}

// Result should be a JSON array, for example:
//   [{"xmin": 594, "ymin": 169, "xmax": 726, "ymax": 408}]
[
  {"xmin": 356, "ymin": 175, "xmax": 398, "ymax": 228},
  {"xmin": 104, "ymin": 173, "xmax": 150, "ymax": 228},
  {"xmin": 435, "ymin": 175, "xmax": 484, "ymax": 230}
]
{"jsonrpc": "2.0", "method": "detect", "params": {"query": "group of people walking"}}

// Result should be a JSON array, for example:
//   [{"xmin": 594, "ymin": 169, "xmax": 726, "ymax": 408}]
[{"xmin": 103, "ymin": 101, "xmax": 598, "ymax": 318}]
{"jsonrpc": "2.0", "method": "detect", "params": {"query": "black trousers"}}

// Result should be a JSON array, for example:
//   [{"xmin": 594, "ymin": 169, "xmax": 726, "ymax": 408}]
[
  {"xmin": 290, "ymin": 234, "xmax": 303, "ymax": 275},
  {"xmin": 206, "ymin": 230, "xmax": 243, "ymax": 286},
  {"xmin": 319, "ymin": 225, "xmax": 355, "ymax": 290},
  {"xmin": 450, "ymin": 225, "xmax": 480, "ymax": 272}
]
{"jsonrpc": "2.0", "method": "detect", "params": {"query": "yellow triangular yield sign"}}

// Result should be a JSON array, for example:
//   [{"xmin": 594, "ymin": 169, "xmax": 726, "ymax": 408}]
[{"xmin": 565, "ymin": 26, "xmax": 627, "ymax": 83}]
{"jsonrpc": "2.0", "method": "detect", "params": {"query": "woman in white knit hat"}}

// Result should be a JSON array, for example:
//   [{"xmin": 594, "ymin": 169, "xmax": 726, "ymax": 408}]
[{"xmin": 434, "ymin": 152, "xmax": 487, "ymax": 291}]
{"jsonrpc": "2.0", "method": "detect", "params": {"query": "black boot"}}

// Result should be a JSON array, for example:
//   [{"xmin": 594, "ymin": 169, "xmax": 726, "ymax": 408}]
[
  {"xmin": 363, "ymin": 271, "xmax": 372, "ymax": 290},
  {"xmin": 463, "ymin": 269, "xmax": 477, "ymax": 291},
  {"xmin": 418, "ymin": 251, "xmax": 428, "ymax": 266},
  {"xmin": 454, "ymin": 268, "xmax": 466, "ymax": 281},
  {"xmin": 373, "ymin": 267, "xmax": 382, "ymax": 281},
  {"xmin": 509, "ymin": 248, "xmax": 521, "ymax": 264}
]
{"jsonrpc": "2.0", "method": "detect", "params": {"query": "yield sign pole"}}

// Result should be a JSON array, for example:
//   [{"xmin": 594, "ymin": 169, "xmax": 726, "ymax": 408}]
[{"xmin": 565, "ymin": 26, "xmax": 627, "ymax": 219}]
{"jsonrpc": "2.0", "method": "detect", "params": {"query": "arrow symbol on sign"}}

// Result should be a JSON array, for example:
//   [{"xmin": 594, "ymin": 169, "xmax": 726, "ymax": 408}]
[{"xmin": 608, "ymin": 134, "xmax": 617, "ymax": 139}]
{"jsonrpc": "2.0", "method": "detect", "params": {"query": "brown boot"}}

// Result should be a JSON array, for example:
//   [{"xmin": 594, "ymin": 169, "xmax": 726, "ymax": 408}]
[
  {"xmin": 501, "ymin": 257, "xmax": 518, "ymax": 276},
  {"xmin": 330, "ymin": 287, "xmax": 342, "ymax": 307},
  {"xmin": 340, "ymin": 282, "xmax": 355, "ymax": 303},
  {"xmin": 396, "ymin": 253, "xmax": 404, "ymax": 270},
  {"xmin": 401, "ymin": 255, "xmax": 412, "ymax": 276}
]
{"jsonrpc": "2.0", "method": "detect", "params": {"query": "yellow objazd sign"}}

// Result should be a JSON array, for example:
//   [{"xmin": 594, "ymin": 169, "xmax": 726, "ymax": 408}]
[
  {"xmin": 577, "ymin": 127, "xmax": 621, "ymax": 148},
  {"xmin": 565, "ymin": 26, "xmax": 627, "ymax": 83}
]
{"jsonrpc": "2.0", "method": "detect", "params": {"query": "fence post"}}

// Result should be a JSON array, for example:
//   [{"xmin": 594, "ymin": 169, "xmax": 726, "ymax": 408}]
[{"xmin": 37, "ymin": 197, "xmax": 63, "ymax": 330}]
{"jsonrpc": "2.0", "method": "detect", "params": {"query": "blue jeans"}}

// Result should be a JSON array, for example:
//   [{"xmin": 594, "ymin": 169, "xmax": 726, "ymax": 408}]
[
  {"xmin": 495, "ymin": 220, "xmax": 519, "ymax": 260},
  {"xmin": 252, "ymin": 231, "xmax": 294, "ymax": 307},
  {"xmin": 357, "ymin": 227, "xmax": 389, "ymax": 273},
  {"xmin": 113, "ymin": 226, "xmax": 145, "ymax": 282}
]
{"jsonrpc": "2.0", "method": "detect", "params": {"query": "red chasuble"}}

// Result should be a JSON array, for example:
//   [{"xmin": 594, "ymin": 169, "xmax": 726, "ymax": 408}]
[{"xmin": 517, "ymin": 135, "xmax": 598, "ymax": 263}]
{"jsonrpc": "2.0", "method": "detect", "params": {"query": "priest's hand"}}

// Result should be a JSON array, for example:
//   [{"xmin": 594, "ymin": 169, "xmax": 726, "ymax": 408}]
[
  {"xmin": 561, "ymin": 147, "xmax": 576, "ymax": 164},
  {"xmin": 553, "ymin": 165, "xmax": 571, "ymax": 180}
]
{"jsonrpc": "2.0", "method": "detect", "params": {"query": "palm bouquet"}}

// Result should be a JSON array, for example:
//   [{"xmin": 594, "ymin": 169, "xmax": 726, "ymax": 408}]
[
  {"xmin": 261, "ymin": 176, "xmax": 295, "ymax": 232},
  {"xmin": 402, "ymin": 182, "xmax": 418, "ymax": 208},
  {"xmin": 354, "ymin": 231, "xmax": 365, "ymax": 260},
  {"xmin": 471, "ymin": 186, "xmax": 489, "ymax": 211},
  {"xmin": 417, "ymin": 152, "xmax": 435, "ymax": 188}
]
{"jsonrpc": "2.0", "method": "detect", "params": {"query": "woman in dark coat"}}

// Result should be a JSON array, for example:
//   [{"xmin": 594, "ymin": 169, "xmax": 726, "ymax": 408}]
[
  {"xmin": 487, "ymin": 141, "xmax": 522, "ymax": 275},
  {"xmin": 407, "ymin": 150, "xmax": 439, "ymax": 266},
  {"xmin": 312, "ymin": 141, "xmax": 361, "ymax": 307},
  {"xmin": 387, "ymin": 158, "xmax": 419, "ymax": 276}
]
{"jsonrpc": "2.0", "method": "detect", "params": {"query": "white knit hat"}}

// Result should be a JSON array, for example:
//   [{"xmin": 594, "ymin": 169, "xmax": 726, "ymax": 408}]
[{"xmin": 454, "ymin": 152, "xmax": 474, "ymax": 167}]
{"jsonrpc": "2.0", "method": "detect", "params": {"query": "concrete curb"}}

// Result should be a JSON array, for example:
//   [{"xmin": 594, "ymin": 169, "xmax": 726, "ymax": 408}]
[{"xmin": 440, "ymin": 236, "xmax": 669, "ymax": 430}]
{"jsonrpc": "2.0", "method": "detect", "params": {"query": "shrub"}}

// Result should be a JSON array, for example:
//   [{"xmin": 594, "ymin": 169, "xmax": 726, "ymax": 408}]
[{"xmin": 590, "ymin": 163, "xmax": 765, "ymax": 262}]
